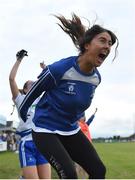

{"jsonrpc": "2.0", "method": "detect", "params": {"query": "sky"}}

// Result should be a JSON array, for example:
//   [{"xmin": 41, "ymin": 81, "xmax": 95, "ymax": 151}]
[{"xmin": 0, "ymin": 0, "xmax": 135, "ymax": 138}]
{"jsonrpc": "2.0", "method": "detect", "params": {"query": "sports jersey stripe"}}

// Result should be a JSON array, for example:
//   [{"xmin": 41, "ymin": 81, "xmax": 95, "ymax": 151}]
[
  {"xmin": 62, "ymin": 67, "xmax": 100, "ymax": 85},
  {"xmin": 16, "ymin": 129, "xmax": 32, "ymax": 137},
  {"xmin": 48, "ymin": 68, "xmax": 57, "ymax": 86},
  {"xmin": 38, "ymin": 67, "xmax": 49, "ymax": 79},
  {"xmin": 21, "ymin": 140, "xmax": 27, "ymax": 167},
  {"xmin": 19, "ymin": 69, "xmax": 50, "ymax": 112}
]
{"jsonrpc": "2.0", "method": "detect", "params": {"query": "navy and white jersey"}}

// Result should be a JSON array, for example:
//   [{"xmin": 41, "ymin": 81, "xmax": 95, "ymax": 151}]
[
  {"xmin": 19, "ymin": 56, "xmax": 101, "ymax": 135},
  {"xmin": 14, "ymin": 93, "xmax": 39, "ymax": 139}
]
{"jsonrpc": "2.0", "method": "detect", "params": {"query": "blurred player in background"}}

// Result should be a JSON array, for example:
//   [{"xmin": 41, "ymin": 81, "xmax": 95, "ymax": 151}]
[{"xmin": 9, "ymin": 50, "xmax": 51, "ymax": 179}]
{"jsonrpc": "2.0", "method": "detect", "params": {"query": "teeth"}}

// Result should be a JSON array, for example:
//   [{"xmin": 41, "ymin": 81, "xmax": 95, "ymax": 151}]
[{"xmin": 99, "ymin": 54, "xmax": 106, "ymax": 58}]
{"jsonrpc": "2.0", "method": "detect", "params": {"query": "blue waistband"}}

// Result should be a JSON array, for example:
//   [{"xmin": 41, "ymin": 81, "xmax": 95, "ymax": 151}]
[{"xmin": 16, "ymin": 129, "xmax": 32, "ymax": 137}]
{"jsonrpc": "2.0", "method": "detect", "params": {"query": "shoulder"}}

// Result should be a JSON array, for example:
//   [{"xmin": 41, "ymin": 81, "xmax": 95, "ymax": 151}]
[{"xmin": 48, "ymin": 56, "xmax": 78, "ymax": 80}]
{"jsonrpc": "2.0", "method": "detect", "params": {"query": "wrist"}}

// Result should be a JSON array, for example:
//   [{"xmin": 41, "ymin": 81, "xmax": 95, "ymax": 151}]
[{"xmin": 17, "ymin": 58, "xmax": 22, "ymax": 62}]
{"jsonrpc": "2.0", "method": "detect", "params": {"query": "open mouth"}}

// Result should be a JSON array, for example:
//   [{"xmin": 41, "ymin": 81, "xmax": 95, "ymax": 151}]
[
  {"xmin": 98, "ymin": 53, "xmax": 108, "ymax": 61},
  {"xmin": 99, "ymin": 53, "xmax": 107, "ymax": 59}
]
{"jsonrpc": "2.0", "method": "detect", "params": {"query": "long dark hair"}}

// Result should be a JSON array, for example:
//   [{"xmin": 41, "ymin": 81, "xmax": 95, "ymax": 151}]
[{"xmin": 55, "ymin": 13, "xmax": 119, "ymax": 60}]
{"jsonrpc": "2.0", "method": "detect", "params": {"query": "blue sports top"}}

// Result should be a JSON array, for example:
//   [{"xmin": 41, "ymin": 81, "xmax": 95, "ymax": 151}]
[{"xmin": 19, "ymin": 56, "xmax": 101, "ymax": 135}]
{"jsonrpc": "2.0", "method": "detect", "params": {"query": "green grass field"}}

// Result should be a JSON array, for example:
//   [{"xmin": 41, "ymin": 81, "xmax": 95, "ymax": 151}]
[{"xmin": 0, "ymin": 142, "xmax": 135, "ymax": 179}]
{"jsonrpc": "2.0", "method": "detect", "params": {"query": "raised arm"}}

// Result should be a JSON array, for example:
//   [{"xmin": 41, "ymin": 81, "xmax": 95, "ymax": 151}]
[
  {"xmin": 9, "ymin": 50, "xmax": 28, "ymax": 99},
  {"xmin": 86, "ymin": 108, "xmax": 98, "ymax": 126}
]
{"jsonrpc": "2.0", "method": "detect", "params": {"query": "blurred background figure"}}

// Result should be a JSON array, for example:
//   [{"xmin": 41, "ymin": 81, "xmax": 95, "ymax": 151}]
[
  {"xmin": 9, "ymin": 49, "xmax": 51, "ymax": 179},
  {"xmin": 79, "ymin": 108, "xmax": 98, "ymax": 142}
]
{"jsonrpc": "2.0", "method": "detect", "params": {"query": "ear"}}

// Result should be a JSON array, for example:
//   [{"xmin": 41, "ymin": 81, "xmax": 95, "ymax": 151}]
[
  {"xmin": 84, "ymin": 43, "xmax": 90, "ymax": 51},
  {"xmin": 23, "ymin": 88, "xmax": 27, "ymax": 94}
]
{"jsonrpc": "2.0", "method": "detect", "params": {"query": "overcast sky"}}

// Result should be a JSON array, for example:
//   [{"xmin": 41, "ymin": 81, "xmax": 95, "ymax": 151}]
[{"xmin": 0, "ymin": 0, "xmax": 135, "ymax": 138}]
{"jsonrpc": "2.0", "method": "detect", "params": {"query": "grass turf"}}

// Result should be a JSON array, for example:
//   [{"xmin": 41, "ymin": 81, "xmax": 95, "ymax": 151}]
[{"xmin": 0, "ymin": 142, "xmax": 135, "ymax": 179}]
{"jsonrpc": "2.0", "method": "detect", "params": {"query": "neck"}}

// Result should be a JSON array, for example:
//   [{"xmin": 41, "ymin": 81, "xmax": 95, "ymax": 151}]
[{"xmin": 78, "ymin": 55, "xmax": 95, "ymax": 74}]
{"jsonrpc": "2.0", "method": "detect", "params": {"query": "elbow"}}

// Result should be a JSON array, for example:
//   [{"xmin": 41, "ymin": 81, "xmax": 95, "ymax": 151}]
[
  {"xmin": 9, "ymin": 77, "xmax": 15, "ymax": 87},
  {"xmin": 9, "ymin": 76, "xmax": 14, "ymax": 82}
]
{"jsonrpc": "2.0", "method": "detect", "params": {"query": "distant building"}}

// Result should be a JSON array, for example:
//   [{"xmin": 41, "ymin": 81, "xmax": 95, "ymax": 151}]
[
  {"xmin": 0, "ymin": 121, "xmax": 15, "ymax": 132},
  {"xmin": 129, "ymin": 133, "xmax": 135, "ymax": 141}
]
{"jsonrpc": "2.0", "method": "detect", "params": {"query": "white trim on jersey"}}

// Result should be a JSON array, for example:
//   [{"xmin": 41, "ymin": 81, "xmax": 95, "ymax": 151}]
[
  {"xmin": 62, "ymin": 67, "xmax": 100, "ymax": 85},
  {"xmin": 32, "ymin": 121, "xmax": 81, "ymax": 136},
  {"xmin": 21, "ymin": 140, "xmax": 27, "ymax": 167}
]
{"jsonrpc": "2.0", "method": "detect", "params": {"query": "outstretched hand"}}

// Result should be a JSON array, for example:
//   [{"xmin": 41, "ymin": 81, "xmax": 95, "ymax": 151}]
[
  {"xmin": 40, "ymin": 61, "xmax": 46, "ymax": 69},
  {"xmin": 16, "ymin": 49, "xmax": 28, "ymax": 61},
  {"xmin": 94, "ymin": 108, "xmax": 98, "ymax": 115}
]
